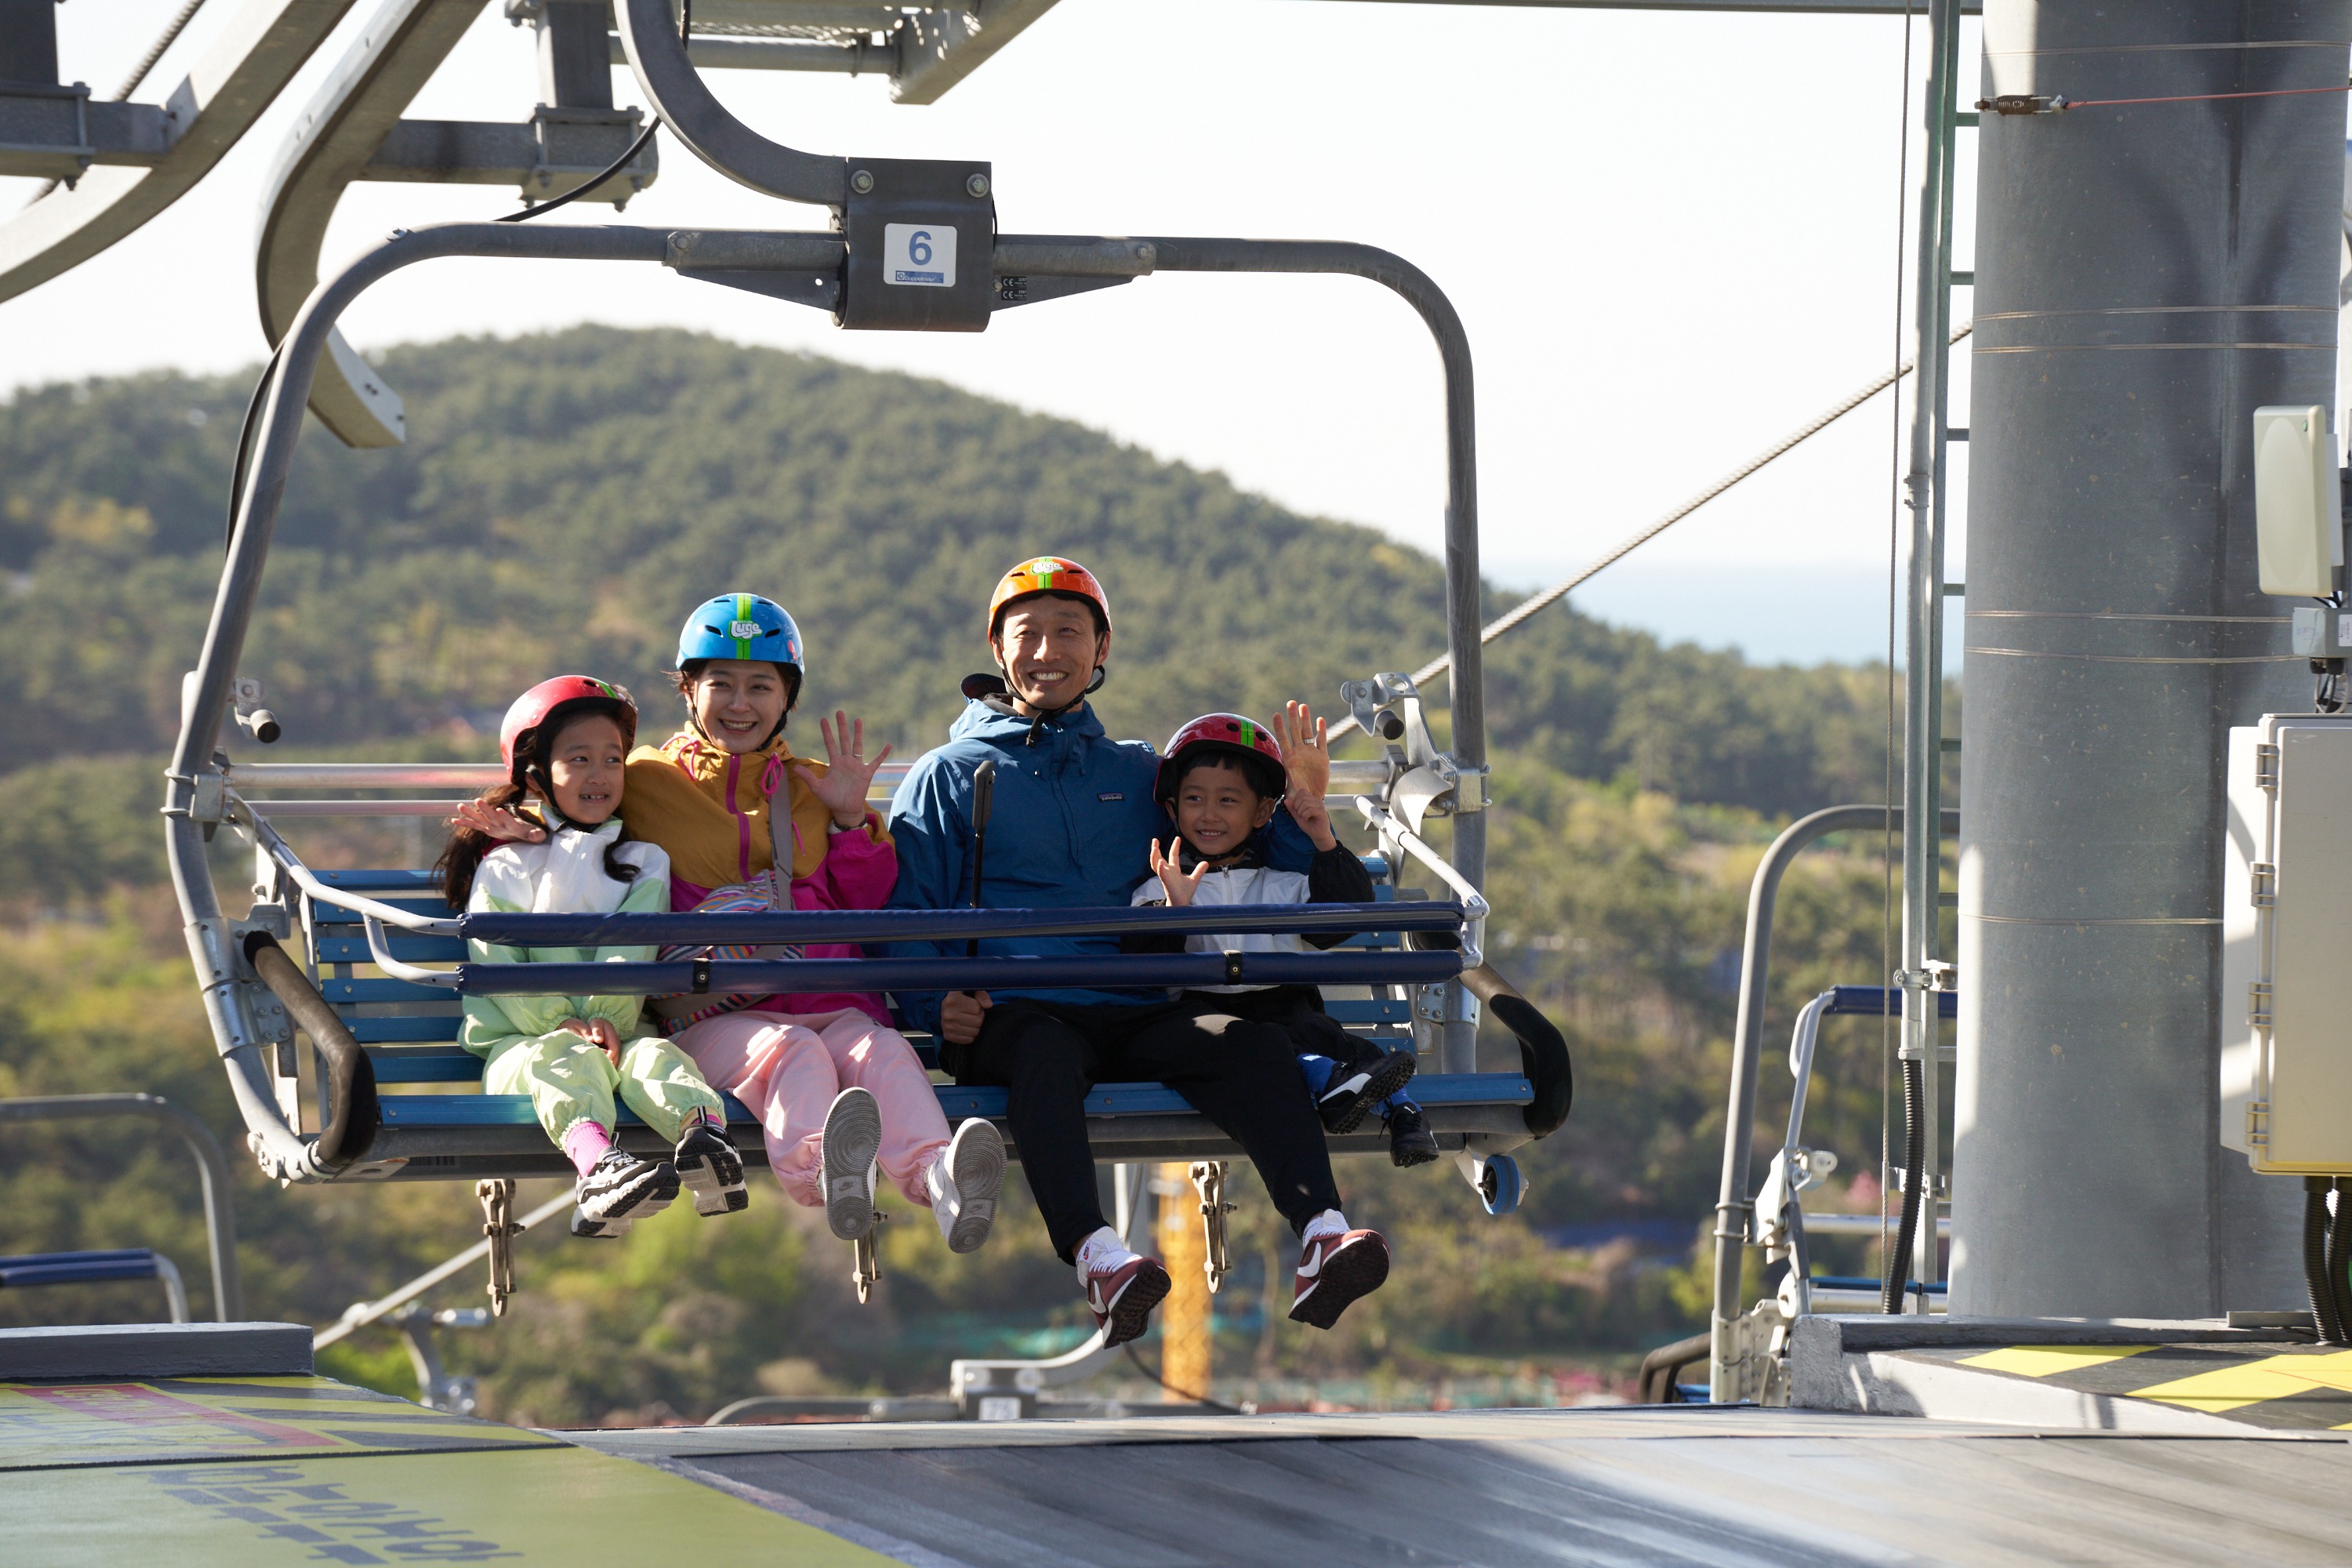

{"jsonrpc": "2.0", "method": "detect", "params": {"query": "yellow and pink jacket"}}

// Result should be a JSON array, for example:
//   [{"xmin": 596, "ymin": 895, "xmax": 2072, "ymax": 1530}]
[{"xmin": 618, "ymin": 729, "xmax": 895, "ymax": 1022}]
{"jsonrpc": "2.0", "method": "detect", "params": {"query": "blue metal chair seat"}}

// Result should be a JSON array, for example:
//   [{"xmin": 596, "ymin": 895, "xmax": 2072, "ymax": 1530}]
[{"xmin": 289, "ymin": 866, "xmax": 1549, "ymax": 1181}]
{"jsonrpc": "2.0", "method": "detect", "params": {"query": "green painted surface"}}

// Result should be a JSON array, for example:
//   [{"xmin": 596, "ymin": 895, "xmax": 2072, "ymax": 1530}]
[{"xmin": 0, "ymin": 1378, "xmax": 891, "ymax": 1565}]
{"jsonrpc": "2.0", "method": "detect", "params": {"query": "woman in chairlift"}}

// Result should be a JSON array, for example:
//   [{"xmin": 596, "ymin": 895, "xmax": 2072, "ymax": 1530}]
[{"xmin": 456, "ymin": 593, "xmax": 1006, "ymax": 1260}]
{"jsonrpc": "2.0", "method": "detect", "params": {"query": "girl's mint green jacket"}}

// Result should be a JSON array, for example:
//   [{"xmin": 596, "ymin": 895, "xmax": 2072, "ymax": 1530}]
[{"xmin": 459, "ymin": 817, "xmax": 673, "ymax": 1052}]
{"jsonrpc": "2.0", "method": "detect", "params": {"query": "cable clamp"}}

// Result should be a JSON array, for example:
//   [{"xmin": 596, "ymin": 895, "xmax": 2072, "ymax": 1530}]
[
  {"xmin": 1976, "ymin": 93, "xmax": 2069, "ymax": 115},
  {"xmin": 691, "ymin": 954, "xmax": 712, "ymax": 993},
  {"xmin": 1222, "ymin": 951, "xmax": 1245, "ymax": 985}
]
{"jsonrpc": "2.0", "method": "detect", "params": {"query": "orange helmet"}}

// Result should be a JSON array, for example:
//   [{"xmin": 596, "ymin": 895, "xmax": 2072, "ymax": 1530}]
[{"xmin": 987, "ymin": 555, "xmax": 1112, "ymax": 640}]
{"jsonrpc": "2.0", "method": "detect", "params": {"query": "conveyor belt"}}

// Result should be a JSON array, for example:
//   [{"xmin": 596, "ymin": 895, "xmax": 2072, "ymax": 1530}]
[{"xmin": 575, "ymin": 1405, "xmax": 2352, "ymax": 1568}]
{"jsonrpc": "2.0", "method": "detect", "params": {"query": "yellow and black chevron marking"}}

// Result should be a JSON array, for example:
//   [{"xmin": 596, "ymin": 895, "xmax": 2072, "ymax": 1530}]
[
  {"xmin": 0, "ymin": 1376, "xmax": 891, "ymax": 1565},
  {"xmin": 1955, "ymin": 1342, "xmax": 2352, "ymax": 1430}
]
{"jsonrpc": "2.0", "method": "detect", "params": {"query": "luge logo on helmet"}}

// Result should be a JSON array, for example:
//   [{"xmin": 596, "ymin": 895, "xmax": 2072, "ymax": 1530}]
[
  {"xmin": 1025, "ymin": 557, "xmax": 1063, "ymax": 584},
  {"xmin": 729, "ymin": 619, "xmax": 767, "ymax": 641}
]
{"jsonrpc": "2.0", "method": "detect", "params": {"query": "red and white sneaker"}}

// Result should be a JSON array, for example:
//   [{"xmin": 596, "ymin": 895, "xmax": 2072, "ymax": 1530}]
[
  {"xmin": 1290, "ymin": 1224, "xmax": 1389, "ymax": 1330},
  {"xmin": 1079, "ymin": 1245, "xmax": 1171, "ymax": 1349}
]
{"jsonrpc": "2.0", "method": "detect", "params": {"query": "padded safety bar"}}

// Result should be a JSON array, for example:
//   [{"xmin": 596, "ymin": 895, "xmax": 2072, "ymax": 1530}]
[
  {"xmin": 459, "ymin": 949, "xmax": 1464, "ymax": 997},
  {"xmin": 1461, "ymin": 963, "xmax": 1573, "ymax": 1137},
  {"xmin": 458, "ymin": 899, "xmax": 1464, "ymax": 948},
  {"xmin": 244, "ymin": 931, "xmax": 382, "ymax": 1170}
]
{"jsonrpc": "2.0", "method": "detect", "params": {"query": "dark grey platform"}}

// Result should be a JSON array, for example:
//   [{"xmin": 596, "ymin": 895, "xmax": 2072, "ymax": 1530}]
[
  {"xmin": 570, "ymin": 1404, "xmax": 2352, "ymax": 1567},
  {"xmin": 0, "ymin": 1320, "xmax": 311, "ymax": 1380}
]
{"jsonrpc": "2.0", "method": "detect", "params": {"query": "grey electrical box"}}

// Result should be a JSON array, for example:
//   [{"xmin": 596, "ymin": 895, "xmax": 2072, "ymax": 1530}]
[{"xmin": 2223, "ymin": 714, "xmax": 2352, "ymax": 1174}]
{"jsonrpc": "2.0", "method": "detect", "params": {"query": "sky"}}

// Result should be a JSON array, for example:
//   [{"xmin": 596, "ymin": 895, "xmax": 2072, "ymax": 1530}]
[{"xmin": 0, "ymin": 0, "xmax": 1991, "ymax": 667}]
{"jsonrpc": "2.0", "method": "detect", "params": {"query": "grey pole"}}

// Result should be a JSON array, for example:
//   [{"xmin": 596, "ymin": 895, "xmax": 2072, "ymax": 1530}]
[
  {"xmin": 1955, "ymin": 0, "xmax": 2349, "ymax": 1318},
  {"xmin": 1897, "ymin": 0, "xmax": 1958, "ymax": 1299}
]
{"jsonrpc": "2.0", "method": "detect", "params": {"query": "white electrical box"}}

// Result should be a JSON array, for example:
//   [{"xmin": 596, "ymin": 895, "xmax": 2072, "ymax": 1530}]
[
  {"xmin": 2223, "ymin": 714, "xmax": 2352, "ymax": 1174},
  {"xmin": 2252, "ymin": 405, "xmax": 2340, "ymax": 597}
]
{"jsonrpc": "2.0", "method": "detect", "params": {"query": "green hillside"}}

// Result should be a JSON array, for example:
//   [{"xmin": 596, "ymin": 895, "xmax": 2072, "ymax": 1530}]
[
  {"xmin": 0, "ymin": 327, "xmax": 1892, "ymax": 811},
  {"xmin": 0, "ymin": 329, "xmax": 1921, "ymax": 1417}
]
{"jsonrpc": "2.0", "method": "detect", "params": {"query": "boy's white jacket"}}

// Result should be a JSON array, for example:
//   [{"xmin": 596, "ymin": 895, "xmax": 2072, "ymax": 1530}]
[
  {"xmin": 460, "ymin": 818, "xmax": 671, "ymax": 1053},
  {"xmin": 1131, "ymin": 864, "xmax": 1312, "ymax": 993}
]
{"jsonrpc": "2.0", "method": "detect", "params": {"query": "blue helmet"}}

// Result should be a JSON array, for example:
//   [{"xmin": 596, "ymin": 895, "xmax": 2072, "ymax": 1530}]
[{"xmin": 677, "ymin": 592, "xmax": 804, "ymax": 673}]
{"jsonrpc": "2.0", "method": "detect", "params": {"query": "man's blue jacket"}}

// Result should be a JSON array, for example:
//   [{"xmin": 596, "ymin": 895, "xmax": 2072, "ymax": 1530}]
[{"xmin": 884, "ymin": 694, "xmax": 1315, "ymax": 1034}]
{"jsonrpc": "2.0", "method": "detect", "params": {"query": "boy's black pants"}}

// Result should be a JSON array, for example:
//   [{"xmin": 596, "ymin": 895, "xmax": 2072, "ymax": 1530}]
[
  {"xmin": 1186, "ymin": 984, "xmax": 1399, "ymax": 1077},
  {"xmin": 957, "ymin": 996, "xmax": 1345, "ymax": 1262}
]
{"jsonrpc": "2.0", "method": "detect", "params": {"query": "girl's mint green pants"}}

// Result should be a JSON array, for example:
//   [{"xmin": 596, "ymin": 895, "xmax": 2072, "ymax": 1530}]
[{"xmin": 479, "ymin": 1032, "xmax": 724, "ymax": 1145}]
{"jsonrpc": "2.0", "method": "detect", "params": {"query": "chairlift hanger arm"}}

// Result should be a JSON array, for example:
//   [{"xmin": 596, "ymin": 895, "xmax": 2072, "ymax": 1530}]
[{"xmin": 613, "ymin": 0, "xmax": 848, "ymax": 206}]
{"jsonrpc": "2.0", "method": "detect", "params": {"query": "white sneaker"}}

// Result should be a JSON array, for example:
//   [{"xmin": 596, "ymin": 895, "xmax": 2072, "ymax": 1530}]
[
  {"xmin": 819, "ymin": 1087, "xmax": 882, "ymax": 1241},
  {"xmin": 925, "ymin": 1118, "xmax": 1006, "ymax": 1254}
]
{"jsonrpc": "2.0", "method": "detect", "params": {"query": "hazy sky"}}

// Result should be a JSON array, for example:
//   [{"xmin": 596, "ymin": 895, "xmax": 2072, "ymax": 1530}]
[{"xmin": 2, "ymin": 1, "xmax": 1987, "ymax": 664}]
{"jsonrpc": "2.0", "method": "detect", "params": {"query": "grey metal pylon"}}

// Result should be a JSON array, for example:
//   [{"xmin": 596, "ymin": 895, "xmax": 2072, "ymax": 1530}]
[{"xmin": 1954, "ymin": 0, "xmax": 2349, "ymax": 1318}]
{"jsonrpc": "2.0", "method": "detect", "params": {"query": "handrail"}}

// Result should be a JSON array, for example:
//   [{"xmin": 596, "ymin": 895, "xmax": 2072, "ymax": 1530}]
[
  {"xmin": 365, "ymin": 914, "xmax": 461, "ymax": 988},
  {"xmin": 459, "ymin": 949, "xmax": 1464, "ymax": 997},
  {"xmin": 455, "ymin": 899, "xmax": 1465, "ymax": 948},
  {"xmin": 1354, "ymin": 795, "xmax": 1486, "ymax": 964},
  {"xmin": 223, "ymin": 757, "xmax": 1392, "ymax": 803},
  {"xmin": 0, "ymin": 1094, "xmax": 241, "ymax": 1320},
  {"xmin": 243, "ymin": 808, "xmax": 460, "ymax": 933},
  {"xmin": 1708, "ymin": 804, "xmax": 1957, "ymax": 1403}
]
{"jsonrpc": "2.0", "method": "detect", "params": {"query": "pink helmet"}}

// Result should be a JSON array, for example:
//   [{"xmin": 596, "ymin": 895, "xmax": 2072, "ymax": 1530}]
[{"xmin": 498, "ymin": 676, "xmax": 637, "ymax": 780}]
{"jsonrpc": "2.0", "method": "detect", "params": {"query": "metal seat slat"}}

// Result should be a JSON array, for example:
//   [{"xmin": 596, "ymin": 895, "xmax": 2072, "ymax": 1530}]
[
  {"xmin": 376, "ymin": 1073, "xmax": 1530, "ymax": 1131},
  {"xmin": 348, "ymin": 1017, "xmax": 466, "ymax": 1045},
  {"xmin": 315, "ymin": 935, "xmax": 466, "ymax": 963}
]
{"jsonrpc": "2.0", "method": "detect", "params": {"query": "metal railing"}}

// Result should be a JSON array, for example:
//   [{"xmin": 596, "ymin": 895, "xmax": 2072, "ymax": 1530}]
[{"xmin": 0, "ymin": 1094, "xmax": 241, "ymax": 1320}]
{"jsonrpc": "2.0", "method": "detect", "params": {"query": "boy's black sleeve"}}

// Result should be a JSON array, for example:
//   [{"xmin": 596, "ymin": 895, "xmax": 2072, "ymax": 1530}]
[
  {"xmin": 1303, "ymin": 844, "xmax": 1377, "ymax": 949},
  {"xmin": 1120, "ymin": 899, "xmax": 1189, "ymax": 954}
]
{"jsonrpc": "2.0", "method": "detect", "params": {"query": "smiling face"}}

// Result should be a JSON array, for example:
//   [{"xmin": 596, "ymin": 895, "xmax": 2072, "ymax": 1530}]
[
  {"xmin": 1171, "ymin": 757, "xmax": 1279, "ymax": 862},
  {"xmin": 687, "ymin": 659, "xmax": 791, "ymax": 752},
  {"xmin": 993, "ymin": 595, "xmax": 1109, "ymax": 717},
  {"xmin": 543, "ymin": 713, "xmax": 629, "ymax": 826}
]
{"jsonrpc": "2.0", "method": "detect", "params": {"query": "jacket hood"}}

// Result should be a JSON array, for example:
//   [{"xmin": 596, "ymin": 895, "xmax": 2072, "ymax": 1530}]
[{"xmin": 650, "ymin": 728, "xmax": 804, "ymax": 784}]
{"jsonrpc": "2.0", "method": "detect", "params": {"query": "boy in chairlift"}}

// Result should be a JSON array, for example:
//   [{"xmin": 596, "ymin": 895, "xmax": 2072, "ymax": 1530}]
[{"xmin": 1126, "ymin": 704, "xmax": 1439, "ymax": 1167}]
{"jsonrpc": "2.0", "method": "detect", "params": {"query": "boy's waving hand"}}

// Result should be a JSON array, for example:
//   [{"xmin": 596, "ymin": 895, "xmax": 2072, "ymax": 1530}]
[{"xmin": 1274, "ymin": 700, "xmax": 1339, "ymax": 851}]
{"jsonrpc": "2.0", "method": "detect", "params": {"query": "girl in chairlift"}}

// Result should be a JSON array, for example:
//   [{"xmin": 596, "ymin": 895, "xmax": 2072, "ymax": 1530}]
[
  {"xmin": 454, "ymin": 595, "xmax": 1005, "ymax": 1262},
  {"xmin": 1127, "ymin": 704, "xmax": 1441, "ymax": 1169},
  {"xmin": 437, "ymin": 677, "xmax": 749, "ymax": 1239}
]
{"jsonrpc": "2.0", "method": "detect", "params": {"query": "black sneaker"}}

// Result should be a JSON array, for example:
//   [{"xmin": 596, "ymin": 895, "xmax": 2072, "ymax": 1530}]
[
  {"xmin": 1316, "ymin": 1049, "xmax": 1417, "ymax": 1135},
  {"xmin": 1386, "ymin": 1100, "xmax": 1441, "ymax": 1167},
  {"xmin": 674, "ymin": 1122, "xmax": 749, "ymax": 1217},
  {"xmin": 576, "ymin": 1147, "xmax": 678, "ymax": 1229}
]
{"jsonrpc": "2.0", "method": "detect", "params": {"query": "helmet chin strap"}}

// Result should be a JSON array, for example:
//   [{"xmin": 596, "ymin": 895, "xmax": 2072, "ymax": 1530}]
[{"xmin": 996, "ymin": 662, "xmax": 1105, "ymax": 747}]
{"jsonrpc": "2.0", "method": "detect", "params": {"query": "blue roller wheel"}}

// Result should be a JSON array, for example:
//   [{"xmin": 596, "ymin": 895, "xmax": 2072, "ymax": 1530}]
[{"xmin": 1477, "ymin": 1153, "xmax": 1523, "ymax": 1217}]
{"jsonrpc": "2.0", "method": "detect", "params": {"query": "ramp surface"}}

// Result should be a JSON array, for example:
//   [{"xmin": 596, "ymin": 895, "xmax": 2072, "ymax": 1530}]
[
  {"xmin": 576, "ymin": 1406, "xmax": 2352, "ymax": 1567},
  {"xmin": 0, "ymin": 1374, "xmax": 889, "ymax": 1566}
]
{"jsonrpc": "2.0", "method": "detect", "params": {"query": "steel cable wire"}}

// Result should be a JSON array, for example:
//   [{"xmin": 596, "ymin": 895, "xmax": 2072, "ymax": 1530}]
[{"xmin": 1323, "ymin": 319, "xmax": 1973, "ymax": 745}]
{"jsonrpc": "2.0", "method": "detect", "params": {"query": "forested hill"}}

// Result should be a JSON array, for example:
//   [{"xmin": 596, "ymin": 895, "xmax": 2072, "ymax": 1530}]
[{"xmin": 0, "ymin": 327, "xmax": 1889, "ymax": 809}]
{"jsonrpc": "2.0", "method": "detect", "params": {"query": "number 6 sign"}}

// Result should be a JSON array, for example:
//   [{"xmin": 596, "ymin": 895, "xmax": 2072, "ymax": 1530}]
[{"xmin": 884, "ymin": 223, "xmax": 956, "ymax": 288}]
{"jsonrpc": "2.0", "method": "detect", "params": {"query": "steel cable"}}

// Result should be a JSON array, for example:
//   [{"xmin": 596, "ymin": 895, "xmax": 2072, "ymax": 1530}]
[{"xmin": 1324, "ymin": 320, "xmax": 1973, "ymax": 744}]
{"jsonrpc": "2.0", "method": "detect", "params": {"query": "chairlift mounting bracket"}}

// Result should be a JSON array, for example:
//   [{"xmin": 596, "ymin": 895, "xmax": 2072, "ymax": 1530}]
[{"xmin": 839, "ymin": 158, "xmax": 996, "ymax": 331}]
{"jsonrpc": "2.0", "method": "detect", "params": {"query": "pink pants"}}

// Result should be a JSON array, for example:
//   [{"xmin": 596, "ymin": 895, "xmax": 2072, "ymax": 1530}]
[{"xmin": 671, "ymin": 1008, "xmax": 949, "ymax": 1207}]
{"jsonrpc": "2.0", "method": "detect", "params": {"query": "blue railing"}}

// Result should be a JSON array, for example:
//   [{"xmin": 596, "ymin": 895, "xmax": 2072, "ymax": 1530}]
[
  {"xmin": 458, "ymin": 948, "xmax": 1464, "ymax": 996},
  {"xmin": 456, "ymin": 898, "xmax": 1464, "ymax": 948}
]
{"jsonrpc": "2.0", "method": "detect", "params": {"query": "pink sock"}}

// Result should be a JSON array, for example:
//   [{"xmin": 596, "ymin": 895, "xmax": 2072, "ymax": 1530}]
[{"xmin": 562, "ymin": 1120, "xmax": 614, "ymax": 1177}]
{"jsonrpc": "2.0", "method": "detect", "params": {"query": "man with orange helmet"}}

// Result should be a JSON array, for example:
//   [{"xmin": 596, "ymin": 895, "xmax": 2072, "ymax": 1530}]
[{"xmin": 886, "ymin": 556, "xmax": 1384, "ymax": 1345}]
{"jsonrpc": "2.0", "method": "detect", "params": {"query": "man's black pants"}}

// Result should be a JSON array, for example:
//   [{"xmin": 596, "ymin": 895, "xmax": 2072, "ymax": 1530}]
[{"xmin": 957, "ymin": 996, "xmax": 1345, "ymax": 1262}]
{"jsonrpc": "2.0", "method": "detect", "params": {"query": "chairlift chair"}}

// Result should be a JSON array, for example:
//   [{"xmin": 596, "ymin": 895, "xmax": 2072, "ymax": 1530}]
[{"xmin": 165, "ymin": 8, "xmax": 1572, "ymax": 1262}]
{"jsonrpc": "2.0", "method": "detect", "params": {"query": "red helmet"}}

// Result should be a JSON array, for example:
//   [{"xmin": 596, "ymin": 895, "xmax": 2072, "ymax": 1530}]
[
  {"xmin": 988, "ymin": 555, "xmax": 1112, "ymax": 640},
  {"xmin": 1154, "ymin": 713, "xmax": 1287, "ymax": 803},
  {"xmin": 499, "ymin": 676, "xmax": 637, "ymax": 779}
]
